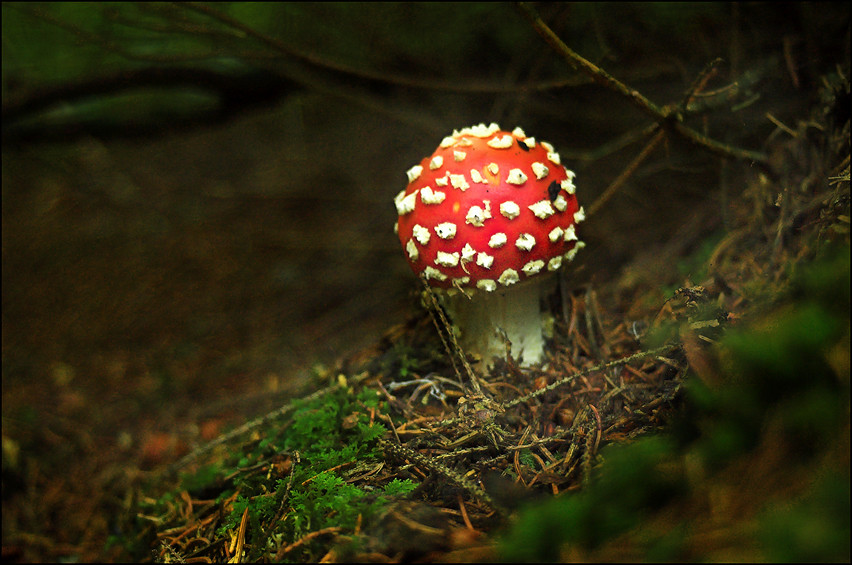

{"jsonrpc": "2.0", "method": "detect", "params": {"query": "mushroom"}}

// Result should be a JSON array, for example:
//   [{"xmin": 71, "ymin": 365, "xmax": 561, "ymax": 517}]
[{"xmin": 394, "ymin": 123, "xmax": 585, "ymax": 366}]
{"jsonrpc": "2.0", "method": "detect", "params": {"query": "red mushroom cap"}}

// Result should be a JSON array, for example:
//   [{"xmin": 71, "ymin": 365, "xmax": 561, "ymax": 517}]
[{"xmin": 394, "ymin": 123, "xmax": 585, "ymax": 292}]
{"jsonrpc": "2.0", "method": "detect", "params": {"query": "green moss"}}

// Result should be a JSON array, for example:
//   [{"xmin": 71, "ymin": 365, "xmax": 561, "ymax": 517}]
[
  {"xmin": 216, "ymin": 387, "xmax": 393, "ymax": 558},
  {"xmin": 141, "ymin": 384, "xmax": 416, "ymax": 561}
]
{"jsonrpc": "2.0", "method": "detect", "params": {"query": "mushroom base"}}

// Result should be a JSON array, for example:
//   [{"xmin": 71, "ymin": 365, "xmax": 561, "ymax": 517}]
[{"xmin": 441, "ymin": 275, "xmax": 556, "ymax": 367}]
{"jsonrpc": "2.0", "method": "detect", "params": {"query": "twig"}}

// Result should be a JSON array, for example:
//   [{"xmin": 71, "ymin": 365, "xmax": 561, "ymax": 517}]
[
  {"xmin": 227, "ymin": 507, "xmax": 248, "ymax": 563},
  {"xmin": 681, "ymin": 57, "xmax": 726, "ymax": 109},
  {"xmin": 378, "ymin": 437, "xmax": 501, "ymax": 513},
  {"xmin": 274, "ymin": 527, "xmax": 343, "ymax": 559},
  {"xmin": 588, "ymin": 128, "xmax": 665, "ymax": 217},
  {"xmin": 420, "ymin": 279, "xmax": 488, "ymax": 397},
  {"xmin": 566, "ymin": 122, "xmax": 660, "ymax": 162},
  {"xmin": 458, "ymin": 494, "xmax": 476, "ymax": 531}
]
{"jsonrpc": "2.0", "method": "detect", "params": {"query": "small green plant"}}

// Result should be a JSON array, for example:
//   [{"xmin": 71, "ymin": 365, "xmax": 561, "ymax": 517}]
[
  {"xmin": 288, "ymin": 471, "xmax": 371, "ymax": 537},
  {"xmin": 383, "ymin": 478, "xmax": 418, "ymax": 497}
]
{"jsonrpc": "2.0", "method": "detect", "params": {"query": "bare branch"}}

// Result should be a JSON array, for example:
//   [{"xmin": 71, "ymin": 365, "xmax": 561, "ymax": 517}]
[{"xmin": 516, "ymin": 2, "xmax": 771, "ymax": 171}]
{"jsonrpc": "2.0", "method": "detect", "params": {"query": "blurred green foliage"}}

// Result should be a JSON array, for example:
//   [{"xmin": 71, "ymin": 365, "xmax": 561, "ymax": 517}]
[
  {"xmin": 498, "ymin": 436, "xmax": 685, "ymax": 561},
  {"xmin": 2, "ymin": 3, "xmax": 531, "ymax": 91},
  {"xmin": 674, "ymin": 230, "xmax": 726, "ymax": 285},
  {"xmin": 759, "ymin": 472, "xmax": 850, "ymax": 562},
  {"xmin": 2, "ymin": 2, "xmax": 737, "ymax": 135}
]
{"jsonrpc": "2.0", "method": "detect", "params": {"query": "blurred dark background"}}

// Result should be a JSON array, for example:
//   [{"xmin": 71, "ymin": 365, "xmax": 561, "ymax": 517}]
[{"xmin": 2, "ymin": 2, "xmax": 849, "ymax": 561}]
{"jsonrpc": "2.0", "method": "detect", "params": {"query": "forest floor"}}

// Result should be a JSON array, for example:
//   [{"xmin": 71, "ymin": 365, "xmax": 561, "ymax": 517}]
[
  {"xmin": 2, "ymin": 8, "xmax": 850, "ymax": 560},
  {"xmin": 5, "ymin": 66, "xmax": 847, "ymax": 562},
  {"xmin": 133, "ymin": 85, "xmax": 850, "ymax": 561}
]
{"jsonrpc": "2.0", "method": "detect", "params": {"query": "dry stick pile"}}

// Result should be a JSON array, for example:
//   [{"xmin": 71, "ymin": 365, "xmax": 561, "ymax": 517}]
[
  {"xmin": 376, "ymin": 280, "xmax": 690, "ymax": 516},
  {"xmin": 150, "ymin": 280, "xmax": 705, "ymax": 561}
]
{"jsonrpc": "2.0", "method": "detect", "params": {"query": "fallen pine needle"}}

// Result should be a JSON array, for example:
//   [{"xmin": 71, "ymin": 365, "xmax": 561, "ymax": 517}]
[{"xmin": 275, "ymin": 527, "xmax": 343, "ymax": 559}]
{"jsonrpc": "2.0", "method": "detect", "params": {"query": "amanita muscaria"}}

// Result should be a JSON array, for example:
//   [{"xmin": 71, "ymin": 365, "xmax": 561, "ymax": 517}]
[{"xmin": 394, "ymin": 123, "xmax": 586, "ymax": 366}]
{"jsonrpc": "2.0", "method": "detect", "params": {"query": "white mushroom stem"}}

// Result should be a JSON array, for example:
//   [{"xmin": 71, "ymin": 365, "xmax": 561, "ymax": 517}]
[{"xmin": 442, "ymin": 275, "xmax": 557, "ymax": 367}]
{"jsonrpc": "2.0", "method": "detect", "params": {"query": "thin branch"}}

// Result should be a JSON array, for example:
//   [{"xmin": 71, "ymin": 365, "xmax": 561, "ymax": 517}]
[
  {"xmin": 516, "ymin": 3, "xmax": 667, "ymax": 120},
  {"xmin": 564, "ymin": 122, "xmax": 660, "ymax": 162},
  {"xmin": 378, "ymin": 436, "xmax": 501, "ymax": 512},
  {"xmin": 516, "ymin": 2, "xmax": 771, "ymax": 170},
  {"xmin": 588, "ymin": 127, "xmax": 666, "ymax": 217},
  {"xmin": 274, "ymin": 527, "xmax": 343, "ymax": 560},
  {"xmin": 420, "ymin": 279, "xmax": 490, "ymax": 397},
  {"xmin": 680, "ymin": 57, "xmax": 726, "ymax": 110}
]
